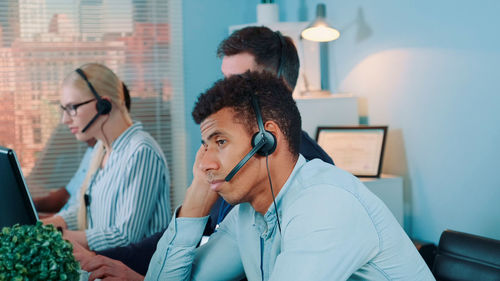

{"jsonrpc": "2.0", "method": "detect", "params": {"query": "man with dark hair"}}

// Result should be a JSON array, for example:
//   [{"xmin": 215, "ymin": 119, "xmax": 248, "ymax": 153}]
[
  {"xmin": 142, "ymin": 71, "xmax": 433, "ymax": 280},
  {"xmin": 218, "ymin": 26, "xmax": 300, "ymax": 91}
]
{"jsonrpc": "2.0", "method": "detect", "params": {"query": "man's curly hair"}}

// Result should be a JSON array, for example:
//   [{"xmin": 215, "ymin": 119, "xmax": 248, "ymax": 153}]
[{"xmin": 192, "ymin": 71, "xmax": 301, "ymax": 155}]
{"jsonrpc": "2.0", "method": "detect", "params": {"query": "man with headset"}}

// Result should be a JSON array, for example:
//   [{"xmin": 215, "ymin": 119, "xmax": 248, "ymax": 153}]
[
  {"xmin": 148, "ymin": 71, "xmax": 432, "ymax": 280},
  {"xmin": 76, "ymin": 26, "xmax": 335, "ymax": 276},
  {"xmin": 212, "ymin": 25, "xmax": 333, "ymax": 232}
]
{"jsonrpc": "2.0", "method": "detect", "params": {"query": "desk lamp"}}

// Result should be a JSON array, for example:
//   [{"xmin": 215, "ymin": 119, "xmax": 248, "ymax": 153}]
[{"xmin": 301, "ymin": 3, "xmax": 340, "ymax": 95}]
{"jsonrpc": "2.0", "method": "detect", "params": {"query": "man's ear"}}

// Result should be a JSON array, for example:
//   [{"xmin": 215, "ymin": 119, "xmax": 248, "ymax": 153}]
[{"xmin": 264, "ymin": 121, "xmax": 281, "ymax": 144}]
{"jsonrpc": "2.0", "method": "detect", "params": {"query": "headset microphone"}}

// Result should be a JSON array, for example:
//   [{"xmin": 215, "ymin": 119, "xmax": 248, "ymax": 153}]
[
  {"xmin": 75, "ymin": 68, "xmax": 112, "ymax": 133},
  {"xmin": 225, "ymin": 93, "xmax": 276, "ymax": 182},
  {"xmin": 81, "ymin": 113, "xmax": 101, "ymax": 133},
  {"xmin": 224, "ymin": 138, "xmax": 268, "ymax": 182}
]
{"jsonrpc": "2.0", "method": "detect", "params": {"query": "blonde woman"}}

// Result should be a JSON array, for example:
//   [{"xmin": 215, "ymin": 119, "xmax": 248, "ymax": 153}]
[{"xmin": 43, "ymin": 63, "xmax": 171, "ymax": 251}]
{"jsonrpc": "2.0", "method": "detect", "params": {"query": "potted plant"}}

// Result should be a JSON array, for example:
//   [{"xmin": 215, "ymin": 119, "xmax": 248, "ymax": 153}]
[{"xmin": 0, "ymin": 222, "xmax": 80, "ymax": 281}]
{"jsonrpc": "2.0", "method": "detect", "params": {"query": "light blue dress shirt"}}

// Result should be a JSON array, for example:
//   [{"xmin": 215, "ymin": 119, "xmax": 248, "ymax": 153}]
[
  {"xmin": 59, "ymin": 122, "xmax": 172, "ymax": 251},
  {"xmin": 60, "ymin": 146, "xmax": 93, "ymax": 211},
  {"xmin": 146, "ymin": 155, "xmax": 434, "ymax": 281}
]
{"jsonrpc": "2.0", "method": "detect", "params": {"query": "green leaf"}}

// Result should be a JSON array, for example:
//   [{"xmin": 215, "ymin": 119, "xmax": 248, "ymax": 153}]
[{"xmin": 2, "ymin": 227, "xmax": 10, "ymax": 235}]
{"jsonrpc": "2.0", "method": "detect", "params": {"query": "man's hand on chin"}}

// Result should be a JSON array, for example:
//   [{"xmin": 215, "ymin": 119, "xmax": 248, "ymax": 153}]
[{"xmin": 179, "ymin": 145, "xmax": 220, "ymax": 218}]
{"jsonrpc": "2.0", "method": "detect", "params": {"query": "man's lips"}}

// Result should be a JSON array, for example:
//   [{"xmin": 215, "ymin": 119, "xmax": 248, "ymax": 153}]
[
  {"xmin": 70, "ymin": 127, "xmax": 79, "ymax": 134},
  {"xmin": 209, "ymin": 179, "xmax": 225, "ymax": 192}
]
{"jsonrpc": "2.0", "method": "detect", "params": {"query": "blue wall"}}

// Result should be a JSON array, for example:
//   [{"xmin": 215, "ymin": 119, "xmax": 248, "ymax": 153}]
[
  {"xmin": 183, "ymin": 0, "xmax": 500, "ymax": 243},
  {"xmin": 182, "ymin": 0, "xmax": 259, "ymax": 180}
]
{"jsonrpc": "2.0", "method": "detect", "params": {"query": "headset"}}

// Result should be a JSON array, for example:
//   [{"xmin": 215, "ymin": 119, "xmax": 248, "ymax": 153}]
[
  {"xmin": 224, "ymin": 93, "xmax": 277, "ymax": 182},
  {"xmin": 275, "ymin": 31, "xmax": 287, "ymax": 79},
  {"xmin": 75, "ymin": 68, "xmax": 112, "ymax": 133}
]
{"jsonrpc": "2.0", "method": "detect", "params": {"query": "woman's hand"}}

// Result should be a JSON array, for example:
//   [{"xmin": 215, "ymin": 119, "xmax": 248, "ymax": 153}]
[
  {"xmin": 40, "ymin": 215, "xmax": 67, "ymax": 229},
  {"xmin": 63, "ymin": 229, "xmax": 89, "ymax": 249},
  {"xmin": 69, "ymin": 236, "xmax": 95, "ymax": 263}
]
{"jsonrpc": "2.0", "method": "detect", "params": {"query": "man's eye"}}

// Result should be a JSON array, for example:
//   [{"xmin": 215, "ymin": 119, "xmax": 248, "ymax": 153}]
[{"xmin": 216, "ymin": 139, "xmax": 226, "ymax": 146}]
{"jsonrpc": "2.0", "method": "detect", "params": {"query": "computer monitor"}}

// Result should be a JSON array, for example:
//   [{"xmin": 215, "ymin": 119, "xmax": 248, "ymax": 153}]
[{"xmin": 0, "ymin": 146, "xmax": 39, "ymax": 228}]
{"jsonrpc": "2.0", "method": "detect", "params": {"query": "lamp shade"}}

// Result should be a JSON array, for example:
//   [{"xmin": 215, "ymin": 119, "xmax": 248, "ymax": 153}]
[{"xmin": 301, "ymin": 4, "xmax": 340, "ymax": 42}]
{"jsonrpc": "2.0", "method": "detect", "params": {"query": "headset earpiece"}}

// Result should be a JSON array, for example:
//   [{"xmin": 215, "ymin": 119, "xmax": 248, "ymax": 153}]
[
  {"xmin": 251, "ymin": 122, "xmax": 276, "ymax": 156},
  {"xmin": 96, "ymin": 98, "xmax": 112, "ymax": 115},
  {"xmin": 250, "ymin": 93, "xmax": 276, "ymax": 156},
  {"xmin": 225, "ymin": 93, "xmax": 276, "ymax": 181}
]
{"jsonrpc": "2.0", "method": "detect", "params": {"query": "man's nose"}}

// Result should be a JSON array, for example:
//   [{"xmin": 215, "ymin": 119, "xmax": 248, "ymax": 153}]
[{"xmin": 199, "ymin": 147, "xmax": 220, "ymax": 173}]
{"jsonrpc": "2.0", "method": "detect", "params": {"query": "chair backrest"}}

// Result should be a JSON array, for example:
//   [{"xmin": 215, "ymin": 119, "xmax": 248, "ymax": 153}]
[{"xmin": 433, "ymin": 229, "xmax": 500, "ymax": 281}]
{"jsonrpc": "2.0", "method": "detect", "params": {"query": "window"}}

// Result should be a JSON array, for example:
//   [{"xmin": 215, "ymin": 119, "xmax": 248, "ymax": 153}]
[{"xmin": 0, "ymin": 0, "xmax": 186, "ymax": 209}]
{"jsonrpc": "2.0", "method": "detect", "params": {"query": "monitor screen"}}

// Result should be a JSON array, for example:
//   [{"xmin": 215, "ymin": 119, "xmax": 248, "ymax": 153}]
[{"xmin": 0, "ymin": 146, "xmax": 38, "ymax": 228}]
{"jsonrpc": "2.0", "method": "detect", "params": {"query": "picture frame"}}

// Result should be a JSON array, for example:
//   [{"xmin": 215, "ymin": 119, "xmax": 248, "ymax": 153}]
[{"xmin": 315, "ymin": 126, "xmax": 388, "ymax": 177}]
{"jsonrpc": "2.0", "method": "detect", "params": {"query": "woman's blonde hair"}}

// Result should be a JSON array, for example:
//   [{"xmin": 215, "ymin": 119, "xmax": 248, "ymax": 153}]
[{"xmin": 77, "ymin": 142, "xmax": 105, "ymax": 230}]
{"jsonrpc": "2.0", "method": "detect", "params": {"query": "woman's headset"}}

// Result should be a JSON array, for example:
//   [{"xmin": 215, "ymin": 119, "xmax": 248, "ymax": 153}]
[{"xmin": 75, "ymin": 68, "xmax": 112, "ymax": 133}]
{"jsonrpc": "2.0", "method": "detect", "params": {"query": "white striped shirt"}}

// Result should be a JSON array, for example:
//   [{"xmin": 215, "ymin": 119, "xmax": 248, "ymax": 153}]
[{"xmin": 59, "ymin": 122, "xmax": 171, "ymax": 251}]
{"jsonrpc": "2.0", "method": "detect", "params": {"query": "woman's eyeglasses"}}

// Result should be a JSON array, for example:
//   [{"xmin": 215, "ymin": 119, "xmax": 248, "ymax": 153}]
[{"xmin": 60, "ymin": 98, "xmax": 95, "ymax": 116}]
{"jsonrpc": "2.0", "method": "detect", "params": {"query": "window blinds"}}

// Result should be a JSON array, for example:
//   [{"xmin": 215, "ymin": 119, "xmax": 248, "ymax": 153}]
[{"xmin": 0, "ymin": 0, "xmax": 186, "ymax": 210}]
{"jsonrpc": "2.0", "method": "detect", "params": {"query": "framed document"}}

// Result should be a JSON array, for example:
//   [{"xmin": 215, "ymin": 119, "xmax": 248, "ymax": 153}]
[{"xmin": 315, "ymin": 126, "xmax": 388, "ymax": 177}]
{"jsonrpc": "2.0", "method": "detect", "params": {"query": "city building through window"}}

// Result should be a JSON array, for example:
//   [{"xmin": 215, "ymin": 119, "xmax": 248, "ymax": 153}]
[{"xmin": 0, "ymin": 0, "xmax": 186, "ymax": 208}]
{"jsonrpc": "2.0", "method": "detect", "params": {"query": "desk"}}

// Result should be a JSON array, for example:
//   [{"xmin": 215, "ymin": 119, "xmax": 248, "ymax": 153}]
[{"xmin": 360, "ymin": 174, "xmax": 404, "ymax": 227}]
